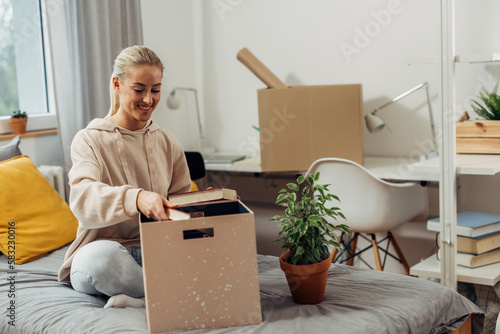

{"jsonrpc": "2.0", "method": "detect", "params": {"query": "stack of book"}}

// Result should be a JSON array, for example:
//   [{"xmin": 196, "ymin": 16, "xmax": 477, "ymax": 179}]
[
  {"xmin": 427, "ymin": 211, "xmax": 500, "ymax": 268},
  {"xmin": 168, "ymin": 187, "xmax": 238, "ymax": 206}
]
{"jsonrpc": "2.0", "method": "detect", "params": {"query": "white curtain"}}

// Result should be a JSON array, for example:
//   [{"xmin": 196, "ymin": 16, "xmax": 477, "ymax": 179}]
[{"xmin": 43, "ymin": 0, "xmax": 143, "ymax": 175}]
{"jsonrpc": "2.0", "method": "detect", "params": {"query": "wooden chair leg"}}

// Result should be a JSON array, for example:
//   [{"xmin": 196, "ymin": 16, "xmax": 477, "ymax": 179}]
[
  {"xmin": 371, "ymin": 234, "xmax": 383, "ymax": 271},
  {"xmin": 347, "ymin": 233, "xmax": 358, "ymax": 266},
  {"xmin": 388, "ymin": 231, "xmax": 410, "ymax": 275},
  {"xmin": 331, "ymin": 246, "xmax": 339, "ymax": 263}
]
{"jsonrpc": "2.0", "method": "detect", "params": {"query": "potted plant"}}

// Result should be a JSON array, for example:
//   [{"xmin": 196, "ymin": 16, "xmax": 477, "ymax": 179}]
[
  {"xmin": 269, "ymin": 171, "xmax": 349, "ymax": 304},
  {"xmin": 470, "ymin": 82, "xmax": 500, "ymax": 120},
  {"xmin": 9, "ymin": 110, "xmax": 28, "ymax": 135},
  {"xmin": 456, "ymin": 82, "xmax": 500, "ymax": 154}
]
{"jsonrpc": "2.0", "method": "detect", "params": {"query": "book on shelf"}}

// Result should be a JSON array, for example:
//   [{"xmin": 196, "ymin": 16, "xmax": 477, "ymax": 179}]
[
  {"xmin": 437, "ymin": 247, "xmax": 500, "ymax": 268},
  {"xmin": 427, "ymin": 211, "xmax": 500, "ymax": 238},
  {"xmin": 437, "ymin": 232, "xmax": 500, "ymax": 255},
  {"xmin": 168, "ymin": 187, "xmax": 238, "ymax": 206}
]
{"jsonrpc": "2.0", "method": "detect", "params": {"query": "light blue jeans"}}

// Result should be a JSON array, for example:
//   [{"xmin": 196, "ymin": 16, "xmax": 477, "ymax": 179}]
[{"xmin": 70, "ymin": 240, "xmax": 144, "ymax": 298}]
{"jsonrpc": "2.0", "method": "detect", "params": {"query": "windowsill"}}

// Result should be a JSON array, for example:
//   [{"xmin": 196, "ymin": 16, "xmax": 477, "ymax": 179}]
[
  {"xmin": 0, "ymin": 128, "xmax": 58, "ymax": 141},
  {"xmin": 0, "ymin": 113, "xmax": 58, "ymax": 134}
]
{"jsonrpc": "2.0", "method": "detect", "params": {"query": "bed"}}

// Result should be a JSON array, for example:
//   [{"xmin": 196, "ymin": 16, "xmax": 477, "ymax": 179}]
[{"xmin": 0, "ymin": 244, "xmax": 484, "ymax": 334}]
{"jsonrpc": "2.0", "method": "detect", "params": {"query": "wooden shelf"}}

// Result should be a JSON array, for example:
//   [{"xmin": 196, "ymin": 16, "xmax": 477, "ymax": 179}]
[{"xmin": 0, "ymin": 128, "xmax": 58, "ymax": 141}]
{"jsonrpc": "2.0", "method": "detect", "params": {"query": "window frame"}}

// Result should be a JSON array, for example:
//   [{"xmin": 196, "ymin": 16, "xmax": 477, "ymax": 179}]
[{"xmin": 0, "ymin": 0, "xmax": 57, "ymax": 135}]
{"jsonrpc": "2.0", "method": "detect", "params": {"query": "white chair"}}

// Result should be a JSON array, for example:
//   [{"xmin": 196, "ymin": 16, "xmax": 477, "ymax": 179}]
[{"xmin": 306, "ymin": 158, "xmax": 429, "ymax": 274}]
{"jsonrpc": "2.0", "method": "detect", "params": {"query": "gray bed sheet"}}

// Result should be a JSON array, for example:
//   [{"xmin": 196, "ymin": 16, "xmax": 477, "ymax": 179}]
[{"xmin": 0, "ymin": 245, "xmax": 483, "ymax": 334}]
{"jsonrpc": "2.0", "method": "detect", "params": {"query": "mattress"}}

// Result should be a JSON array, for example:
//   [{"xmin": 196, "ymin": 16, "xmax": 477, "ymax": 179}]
[{"xmin": 0, "ymin": 245, "xmax": 484, "ymax": 334}]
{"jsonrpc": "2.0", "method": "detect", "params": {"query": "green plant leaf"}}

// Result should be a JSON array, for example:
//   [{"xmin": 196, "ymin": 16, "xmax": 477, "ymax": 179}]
[
  {"xmin": 337, "ymin": 224, "xmax": 350, "ymax": 234},
  {"xmin": 312, "ymin": 248, "xmax": 321, "ymax": 261},
  {"xmin": 309, "ymin": 219, "xmax": 318, "ymax": 227},
  {"xmin": 302, "ymin": 185, "xmax": 310, "ymax": 196},
  {"xmin": 472, "ymin": 83, "xmax": 500, "ymax": 120},
  {"xmin": 276, "ymin": 193, "xmax": 287, "ymax": 204},
  {"xmin": 270, "ymin": 166, "xmax": 348, "ymax": 265}
]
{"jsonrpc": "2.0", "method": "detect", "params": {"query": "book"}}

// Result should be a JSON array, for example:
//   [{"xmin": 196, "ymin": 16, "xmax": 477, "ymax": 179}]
[
  {"xmin": 437, "ymin": 232, "xmax": 500, "ymax": 255},
  {"xmin": 166, "ymin": 208, "xmax": 191, "ymax": 221},
  {"xmin": 168, "ymin": 187, "xmax": 238, "ymax": 206},
  {"xmin": 427, "ymin": 211, "xmax": 500, "ymax": 238},
  {"xmin": 437, "ymin": 247, "xmax": 500, "ymax": 268}
]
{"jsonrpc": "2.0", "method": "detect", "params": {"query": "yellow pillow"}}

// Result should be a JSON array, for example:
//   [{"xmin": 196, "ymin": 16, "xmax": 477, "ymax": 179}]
[{"xmin": 0, "ymin": 155, "xmax": 78, "ymax": 264}]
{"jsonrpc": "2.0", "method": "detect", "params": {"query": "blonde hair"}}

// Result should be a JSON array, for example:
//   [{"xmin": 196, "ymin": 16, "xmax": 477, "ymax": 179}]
[{"xmin": 107, "ymin": 45, "xmax": 165, "ymax": 117}]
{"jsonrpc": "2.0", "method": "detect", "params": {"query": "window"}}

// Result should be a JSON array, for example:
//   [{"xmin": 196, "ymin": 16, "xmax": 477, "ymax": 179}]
[{"xmin": 0, "ymin": 0, "xmax": 49, "ymax": 119}]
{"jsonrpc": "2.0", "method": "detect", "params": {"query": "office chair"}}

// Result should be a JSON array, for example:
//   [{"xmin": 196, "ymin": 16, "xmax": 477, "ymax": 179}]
[
  {"xmin": 184, "ymin": 152, "xmax": 206, "ymax": 191},
  {"xmin": 306, "ymin": 158, "xmax": 428, "ymax": 274}
]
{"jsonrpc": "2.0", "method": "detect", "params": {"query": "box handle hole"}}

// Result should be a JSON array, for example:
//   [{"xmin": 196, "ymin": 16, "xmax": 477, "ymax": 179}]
[{"xmin": 183, "ymin": 228, "xmax": 214, "ymax": 240}]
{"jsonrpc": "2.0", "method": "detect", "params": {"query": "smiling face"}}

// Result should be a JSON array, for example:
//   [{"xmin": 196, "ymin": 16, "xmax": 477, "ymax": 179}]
[{"xmin": 111, "ymin": 64, "xmax": 162, "ymax": 130}]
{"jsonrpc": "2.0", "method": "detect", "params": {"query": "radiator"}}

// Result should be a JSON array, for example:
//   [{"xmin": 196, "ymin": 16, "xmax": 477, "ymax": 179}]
[{"xmin": 38, "ymin": 165, "xmax": 66, "ymax": 200}]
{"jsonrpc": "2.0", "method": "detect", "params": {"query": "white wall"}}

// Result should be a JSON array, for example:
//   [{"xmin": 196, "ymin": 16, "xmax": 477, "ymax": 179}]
[
  {"xmin": 140, "ymin": 0, "xmax": 500, "ymax": 272},
  {"xmin": 142, "ymin": 0, "xmax": 500, "ymax": 159},
  {"xmin": 0, "ymin": 134, "xmax": 62, "ymax": 167}
]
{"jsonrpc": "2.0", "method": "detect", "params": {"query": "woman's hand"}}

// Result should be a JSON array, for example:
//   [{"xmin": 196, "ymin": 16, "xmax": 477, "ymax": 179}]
[{"xmin": 137, "ymin": 190, "xmax": 177, "ymax": 221}]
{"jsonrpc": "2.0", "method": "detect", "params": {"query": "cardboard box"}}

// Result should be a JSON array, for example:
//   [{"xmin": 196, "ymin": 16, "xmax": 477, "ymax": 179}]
[
  {"xmin": 456, "ymin": 120, "xmax": 500, "ymax": 154},
  {"xmin": 257, "ymin": 84, "xmax": 363, "ymax": 172},
  {"xmin": 140, "ymin": 201, "xmax": 262, "ymax": 333}
]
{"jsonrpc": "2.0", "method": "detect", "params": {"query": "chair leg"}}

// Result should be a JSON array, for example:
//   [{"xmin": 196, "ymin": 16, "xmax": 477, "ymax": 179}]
[
  {"xmin": 347, "ymin": 233, "xmax": 358, "ymax": 266},
  {"xmin": 371, "ymin": 234, "xmax": 383, "ymax": 271},
  {"xmin": 331, "ymin": 246, "xmax": 339, "ymax": 263},
  {"xmin": 388, "ymin": 231, "xmax": 410, "ymax": 275}
]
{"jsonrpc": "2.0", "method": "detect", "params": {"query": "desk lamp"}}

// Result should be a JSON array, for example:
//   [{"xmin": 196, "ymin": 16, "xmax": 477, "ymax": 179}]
[
  {"xmin": 166, "ymin": 87, "xmax": 214, "ymax": 154},
  {"xmin": 365, "ymin": 82, "xmax": 438, "ymax": 159}
]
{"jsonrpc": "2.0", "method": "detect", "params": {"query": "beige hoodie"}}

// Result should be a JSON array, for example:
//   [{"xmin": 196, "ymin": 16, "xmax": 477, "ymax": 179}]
[{"xmin": 58, "ymin": 118, "xmax": 191, "ymax": 281}]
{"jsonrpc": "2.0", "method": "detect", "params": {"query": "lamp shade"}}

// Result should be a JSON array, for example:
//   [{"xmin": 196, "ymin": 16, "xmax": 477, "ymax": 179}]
[
  {"xmin": 166, "ymin": 90, "xmax": 181, "ymax": 110},
  {"xmin": 365, "ymin": 113, "xmax": 385, "ymax": 133}
]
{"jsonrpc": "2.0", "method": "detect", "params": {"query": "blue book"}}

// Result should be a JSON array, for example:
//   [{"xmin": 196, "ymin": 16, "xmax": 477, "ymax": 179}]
[{"xmin": 427, "ymin": 211, "xmax": 500, "ymax": 237}]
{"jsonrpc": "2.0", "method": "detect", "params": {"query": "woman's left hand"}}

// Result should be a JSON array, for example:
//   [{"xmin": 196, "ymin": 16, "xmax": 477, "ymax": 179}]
[{"xmin": 137, "ymin": 190, "xmax": 177, "ymax": 221}]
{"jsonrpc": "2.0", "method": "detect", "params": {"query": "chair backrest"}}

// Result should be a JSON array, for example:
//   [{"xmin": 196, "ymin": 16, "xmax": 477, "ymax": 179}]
[
  {"xmin": 306, "ymin": 158, "xmax": 428, "ymax": 233},
  {"xmin": 184, "ymin": 152, "xmax": 206, "ymax": 181}
]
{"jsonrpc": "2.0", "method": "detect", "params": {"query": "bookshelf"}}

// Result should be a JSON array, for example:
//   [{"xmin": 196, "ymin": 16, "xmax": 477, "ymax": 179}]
[{"xmin": 410, "ymin": 1, "xmax": 500, "ymax": 289}]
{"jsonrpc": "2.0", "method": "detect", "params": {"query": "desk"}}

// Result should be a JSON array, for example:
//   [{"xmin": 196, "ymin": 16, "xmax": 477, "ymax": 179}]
[
  {"xmin": 205, "ymin": 154, "xmax": 500, "ymax": 180},
  {"xmin": 205, "ymin": 155, "xmax": 438, "ymax": 180}
]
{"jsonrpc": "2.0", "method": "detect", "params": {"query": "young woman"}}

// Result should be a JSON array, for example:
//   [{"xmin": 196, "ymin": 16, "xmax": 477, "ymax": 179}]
[{"xmin": 58, "ymin": 46, "xmax": 191, "ymax": 308}]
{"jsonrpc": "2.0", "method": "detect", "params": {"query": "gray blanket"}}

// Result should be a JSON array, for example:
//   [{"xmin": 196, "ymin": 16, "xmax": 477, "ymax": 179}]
[{"xmin": 0, "ymin": 245, "xmax": 483, "ymax": 334}]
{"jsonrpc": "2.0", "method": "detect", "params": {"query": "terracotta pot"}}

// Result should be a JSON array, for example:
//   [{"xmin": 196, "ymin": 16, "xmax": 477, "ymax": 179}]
[
  {"xmin": 9, "ymin": 118, "xmax": 27, "ymax": 134},
  {"xmin": 279, "ymin": 250, "xmax": 333, "ymax": 304}
]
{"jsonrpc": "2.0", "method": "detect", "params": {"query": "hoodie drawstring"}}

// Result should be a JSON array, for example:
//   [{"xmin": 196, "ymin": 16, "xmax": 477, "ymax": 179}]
[
  {"xmin": 144, "ymin": 129, "xmax": 159, "ymax": 194},
  {"xmin": 115, "ymin": 129, "xmax": 134, "ymax": 185}
]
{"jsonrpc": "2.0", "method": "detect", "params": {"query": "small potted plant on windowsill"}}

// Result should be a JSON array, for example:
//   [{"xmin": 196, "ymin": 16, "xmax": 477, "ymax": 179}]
[
  {"xmin": 10, "ymin": 110, "xmax": 28, "ymax": 135},
  {"xmin": 269, "ymin": 171, "xmax": 349, "ymax": 304}
]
